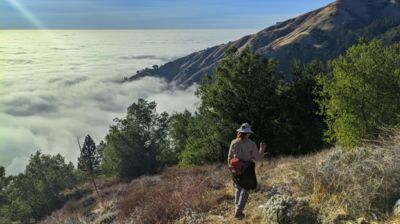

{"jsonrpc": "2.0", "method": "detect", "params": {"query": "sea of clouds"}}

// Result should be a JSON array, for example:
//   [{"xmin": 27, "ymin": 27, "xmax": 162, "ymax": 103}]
[{"xmin": 0, "ymin": 29, "xmax": 255, "ymax": 175}]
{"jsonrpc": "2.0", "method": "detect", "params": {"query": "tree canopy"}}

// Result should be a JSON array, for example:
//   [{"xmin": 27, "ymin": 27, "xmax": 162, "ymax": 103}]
[
  {"xmin": 101, "ymin": 99, "xmax": 170, "ymax": 179},
  {"xmin": 1, "ymin": 152, "xmax": 77, "ymax": 223},
  {"xmin": 318, "ymin": 39, "xmax": 400, "ymax": 147}
]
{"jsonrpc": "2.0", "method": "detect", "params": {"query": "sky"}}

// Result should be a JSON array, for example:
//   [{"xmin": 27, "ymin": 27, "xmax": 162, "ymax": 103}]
[{"xmin": 0, "ymin": 0, "xmax": 334, "ymax": 29}]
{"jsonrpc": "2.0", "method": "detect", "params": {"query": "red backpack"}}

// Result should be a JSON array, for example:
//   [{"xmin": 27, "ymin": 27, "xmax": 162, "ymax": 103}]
[{"xmin": 229, "ymin": 158, "xmax": 245, "ymax": 175}]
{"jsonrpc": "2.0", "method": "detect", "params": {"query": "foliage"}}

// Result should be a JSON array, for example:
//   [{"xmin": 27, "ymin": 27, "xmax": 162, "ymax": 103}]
[
  {"xmin": 318, "ymin": 39, "xmax": 400, "ymax": 147},
  {"xmin": 1, "ymin": 152, "xmax": 77, "ymax": 223},
  {"xmin": 101, "ymin": 98, "xmax": 170, "ymax": 179},
  {"xmin": 164, "ymin": 110, "xmax": 194, "ymax": 165},
  {"xmin": 176, "ymin": 47, "xmax": 325, "ymax": 165},
  {"xmin": 286, "ymin": 60, "xmax": 326, "ymax": 152},
  {"xmin": 78, "ymin": 135, "xmax": 101, "ymax": 175},
  {"xmin": 77, "ymin": 135, "xmax": 103, "ymax": 204},
  {"xmin": 0, "ymin": 167, "xmax": 12, "ymax": 224},
  {"xmin": 263, "ymin": 194, "xmax": 317, "ymax": 224},
  {"xmin": 179, "ymin": 111, "xmax": 234, "ymax": 166}
]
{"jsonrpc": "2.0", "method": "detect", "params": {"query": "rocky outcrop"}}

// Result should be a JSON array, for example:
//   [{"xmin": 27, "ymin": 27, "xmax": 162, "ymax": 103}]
[{"xmin": 129, "ymin": 0, "xmax": 400, "ymax": 86}]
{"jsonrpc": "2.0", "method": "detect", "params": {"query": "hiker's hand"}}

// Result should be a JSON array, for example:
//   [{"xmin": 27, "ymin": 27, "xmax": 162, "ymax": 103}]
[{"xmin": 260, "ymin": 142, "xmax": 267, "ymax": 152}]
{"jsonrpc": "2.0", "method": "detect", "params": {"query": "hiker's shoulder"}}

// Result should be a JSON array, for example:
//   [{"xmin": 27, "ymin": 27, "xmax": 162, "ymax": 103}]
[{"xmin": 231, "ymin": 138, "xmax": 240, "ymax": 145}]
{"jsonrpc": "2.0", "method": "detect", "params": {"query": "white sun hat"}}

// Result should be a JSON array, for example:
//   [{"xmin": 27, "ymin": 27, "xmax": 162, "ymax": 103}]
[{"xmin": 236, "ymin": 123, "xmax": 253, "ymax": 134}]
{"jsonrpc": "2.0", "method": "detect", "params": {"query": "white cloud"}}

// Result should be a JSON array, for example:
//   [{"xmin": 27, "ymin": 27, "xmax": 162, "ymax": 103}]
[
  {"xmin": 0, "ymin": 29, "xmax": 255, "ymax": 175},
  {"xmin": 0, "ymin": 77, "xmax": 199, "ymax": 175},
  {"xmin": 0, "ymin": 30, "xmax": 231, "ymax": 175}
]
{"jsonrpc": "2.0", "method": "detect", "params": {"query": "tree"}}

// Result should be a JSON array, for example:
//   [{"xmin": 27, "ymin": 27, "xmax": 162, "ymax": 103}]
[
  {"xmin": 3, "ymin": 152, "xmax": 77, "ymax": 222},
  {"xmin": 78, "ymin": 135, "xmax": 101, "ymax": 174},
  {"xmin": 196, "ymin": 46, "xmax": 317, "ymax": 155},
  {"xmin": 285, "ymin": 60, "xmax": 326, "ymax": 152},
  {"xmin": 174, "ymin": 48, "xmax": 327, "ymax": 166},
  {"xmin": 163, "ymin": 110, "xmax": 194, "ymax": 165},
  {"xmin": 318, "ymin": 39, "xmax": 400, "ymax": 147},
  {"xmin": 101, "ymin": 99, "xmax": 170, "ymax": 179},
  {"xmin": 179, "ymin": 111, "xmax": 234, "ymax": 166},
  {"xmin": 0, "ymin": 166, "xmax": 9, "ymax": 203},
  {"xmin": 0, "ymin": 166, "xmax": 12, "ymax": 224},
  {"xmin": 77, "ymin": 135, "xmax": 102, "ymax": 204}
]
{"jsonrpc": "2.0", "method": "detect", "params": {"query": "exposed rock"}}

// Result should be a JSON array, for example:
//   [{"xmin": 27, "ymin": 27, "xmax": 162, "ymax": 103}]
[{"xmin": 263, "ymin": 194, "xmax": 318, "ymax": 224}]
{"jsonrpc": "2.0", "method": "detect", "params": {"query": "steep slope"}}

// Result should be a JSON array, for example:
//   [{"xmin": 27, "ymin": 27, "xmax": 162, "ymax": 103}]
[{"xmin": 129, "ymin": 0, "xmax": 400, "ymax": 86}]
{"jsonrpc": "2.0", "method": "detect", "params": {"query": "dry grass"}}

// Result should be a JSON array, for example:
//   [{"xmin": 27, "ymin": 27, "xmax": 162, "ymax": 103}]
[
  {"xmin": 252, "ymin": 130, "xmax": 400, "ymax": 223},
  {"xmin": 42, "ymin": 130, "xmax": 400, "ymax": 223},
  {"xmin": 117, "ymin": 165, "xmax": 229, "ymax": 224},
  {"xmin": 311, "ymin": 131, "xmax": 400, "ymax": 221},
  {"xmin": 42, "ymin": 165, "xmax": 230, "ymax": 224}
]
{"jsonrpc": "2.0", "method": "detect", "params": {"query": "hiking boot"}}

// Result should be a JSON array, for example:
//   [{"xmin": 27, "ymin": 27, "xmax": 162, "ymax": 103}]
[{"xmin": 234, "ymin": 212, "xmax": 245, "ymax": 220}]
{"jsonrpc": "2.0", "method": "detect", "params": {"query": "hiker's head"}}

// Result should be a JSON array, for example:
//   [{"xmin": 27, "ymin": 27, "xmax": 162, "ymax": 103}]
[{"xmin": 236, "ymin": 123, "xmax": 253, "ymax": 139}]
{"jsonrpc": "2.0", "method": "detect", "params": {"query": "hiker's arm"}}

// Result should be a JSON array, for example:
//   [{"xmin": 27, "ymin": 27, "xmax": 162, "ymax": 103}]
[
  {"xmin": 252, "ymin": 142, "xmax": 267, "ymax": 162},
  {"xmin": 250, "ymin": 142, "xmax": 262, "ymax": 161},
  {"xmin": 260, "ymin": 142, "xmax": 267, "ymax": 156}
]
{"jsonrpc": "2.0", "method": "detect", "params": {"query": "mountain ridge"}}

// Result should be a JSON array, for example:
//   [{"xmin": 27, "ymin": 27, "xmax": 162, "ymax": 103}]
[{"xmin": 129, "ymin": 0, "xmax": 400, "ymax": 86}]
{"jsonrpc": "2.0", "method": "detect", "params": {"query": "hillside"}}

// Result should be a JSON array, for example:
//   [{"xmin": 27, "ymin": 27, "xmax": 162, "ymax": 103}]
[
  {"xmin": 129, "ymin": 0, "xmax": 400, "ymax": 86},
  {"xmin": 41, "ymin": 131, "xmax": 400, "ymax": 224}
]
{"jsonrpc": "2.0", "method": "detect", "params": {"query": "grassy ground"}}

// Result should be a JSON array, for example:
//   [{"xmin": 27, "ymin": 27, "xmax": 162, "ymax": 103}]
[{"xmin": 42, "ymin": 131, "xmax": 400, "ymax": 224}]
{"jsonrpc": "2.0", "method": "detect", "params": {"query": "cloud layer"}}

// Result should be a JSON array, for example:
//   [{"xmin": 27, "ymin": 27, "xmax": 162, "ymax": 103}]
[{"xmin": 0, "ymin": 29, "xmax": 255, "ymax": 175}]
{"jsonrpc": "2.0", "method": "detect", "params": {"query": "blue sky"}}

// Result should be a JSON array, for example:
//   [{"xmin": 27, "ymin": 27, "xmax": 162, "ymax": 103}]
[{"xmin": 0, "ymin": 0, "xmax": 334, "ymax": 29}]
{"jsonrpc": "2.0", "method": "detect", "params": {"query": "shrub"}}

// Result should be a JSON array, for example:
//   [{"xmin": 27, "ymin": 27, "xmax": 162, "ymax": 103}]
[
  {"xmin": 312, "ymin": 129, "xmax": 400, "ymax": 219},
  {"xmin": 263, "ymin": 195, "xmax": 317, "ymax": 224},
  {"xmin": 318, "ymin": 39, "xmax": 400, "ymax": 147}
]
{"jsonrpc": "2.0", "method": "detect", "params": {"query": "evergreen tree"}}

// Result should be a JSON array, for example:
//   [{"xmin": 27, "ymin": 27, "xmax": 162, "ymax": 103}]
[
  {"xmin": 101, "ymin": 99, "xmax": 170, "ymax": 179},
  {"xmin": 78, "ymin": 135, "xmax": 101, "ymax": 174},
  {"xmin": 77, "ymin": 135, "xmax": 102, "ymax": 204}
]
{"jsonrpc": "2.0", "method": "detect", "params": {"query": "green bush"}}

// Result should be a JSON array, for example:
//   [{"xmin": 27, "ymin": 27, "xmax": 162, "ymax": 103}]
[
  {"xmin": 2, "ymin": 152, "xmax": 77, "ymax": 223},
  {"xmin": 318, "ymin": 39, "xmax": 400, "ymax": 147},
  {"xmin": 101, "ymin": 99, "xmax": 170, "ymax": 179}
]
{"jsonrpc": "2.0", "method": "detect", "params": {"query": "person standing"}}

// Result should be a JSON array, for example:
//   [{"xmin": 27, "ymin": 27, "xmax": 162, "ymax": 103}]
[{"xmin": 227, "ymin": 123, "xmax": 267, "ymax": 219}]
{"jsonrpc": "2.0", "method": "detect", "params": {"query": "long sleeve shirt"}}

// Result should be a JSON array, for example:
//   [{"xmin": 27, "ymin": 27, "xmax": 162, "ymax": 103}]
[{"xmin": 227, "ymin": 138, "xmax": 263, "ymax": 164}]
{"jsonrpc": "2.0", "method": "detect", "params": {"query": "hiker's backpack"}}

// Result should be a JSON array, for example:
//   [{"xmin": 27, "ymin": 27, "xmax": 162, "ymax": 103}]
[{"xmin": 229, "ymin": 158, "xmax": 245, "ymax": 176}]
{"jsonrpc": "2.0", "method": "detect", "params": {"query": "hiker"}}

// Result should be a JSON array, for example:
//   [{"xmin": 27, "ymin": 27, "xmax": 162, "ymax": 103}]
[{"xmin": 227, "ymin": 123, "xmax": 267, "ymax": 220}]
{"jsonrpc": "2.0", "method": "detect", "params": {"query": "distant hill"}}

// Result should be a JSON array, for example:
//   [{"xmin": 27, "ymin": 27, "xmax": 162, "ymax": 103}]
[{"xmin": 129, "ymin": 0, "xmax": 400, "ymax": 86}]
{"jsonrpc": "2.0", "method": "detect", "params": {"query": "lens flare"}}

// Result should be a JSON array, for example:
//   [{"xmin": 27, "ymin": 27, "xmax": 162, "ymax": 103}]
[{"xmin": 5, "ymin": 0, "xmax": 47, "ymax": 29}]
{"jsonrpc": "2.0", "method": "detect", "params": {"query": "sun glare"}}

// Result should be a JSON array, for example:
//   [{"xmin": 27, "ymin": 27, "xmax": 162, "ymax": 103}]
[{"xmin": 6, "ymin": 0, "xmax": 47, "ymax": 29}]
